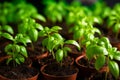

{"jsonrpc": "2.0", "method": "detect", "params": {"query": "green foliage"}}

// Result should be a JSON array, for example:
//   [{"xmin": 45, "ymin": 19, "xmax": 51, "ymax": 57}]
[
  {"xmin": 107, "ymin": 3, "xmax": 120, "ymax": 39},
  {"xmin": 18, "ymin": 18, "xmax": 43, "ymax": 42},
  {"xmin": 44, "ymin": 1, "xmax": 67, "ymax": 23},
  {"xmin": 69, "ymin": 17, "xmax": 101, "ymax": 47},
  {"xmin": 5, "ymin": 33, "xmax": 31, "ymax": 66},
  {"xmin": 39, "ymin": 26, "xmax": 80, "ymax": 63},
  {"xmin": 0, "ymin": 2, "xmax": 45, "ymax": 25},
  {"xmin": 86, "ymin": 37, "xmax": 120, "ymax": 79},
  {"xmin": 0, "ymin": 25, "xmax": 14, "ymax": 39}
]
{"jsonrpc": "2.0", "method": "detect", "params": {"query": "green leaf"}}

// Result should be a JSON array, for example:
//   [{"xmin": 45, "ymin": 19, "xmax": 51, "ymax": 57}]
[
  {"xmin": 6, "ymin": 58, "xmax": 12, "ymax": 65},
  {"xmin": 39, "ymin": 30, "xmax": 46, "ymax": 37},
  {"xmin": 65, "ymin": 40, "xmax": 80, "ymax": 50},
  {"xmin": 15, "ymin": 58, "xmax": 21, "ymax": 64},
  {"xmin": 51, "ymin": 26, "xmax": 62, "ymax": 32},
  {"xmin": 95, "ymin": 55, "xmax": 105, "ymax": 70},
  {"xmin": 63, "ymin": 47, "xmax": 71, "ymax": 57},
  {"xmin": 14, "ymin": 45, "xmax": 20, "ymax": 53},
  {"xmin": 52, "ymin": 33, "xmax": 63, "ymax": 40},
  {"xmin": 5, "ymin": 44, "xmax": 12, "ymax": 53},
  {"xmin": 18, "ymin": 57, "xmax": 25, "ymax": 63},
  {"xmin": 108, "ymin": 61, "xmax": 119, "ymax": 79},
  {"xmin": 2, "ymin": 33, "xmax": 13, "ymax": 40},
  {"xmin": 114, "ymin": 51, "xmax": 120, "ymax": 61},
  {"xmin": 73, "ymin": 29, "xmax": 84, "ymax": 40},
  {"xmin": 2, "ymin": 25, "xmax": 14, "ymax": 34},
  {"xmin": 86, "ymin": 45, "xmax": 108, "ymax": 60},
  {"xmin": 100, "ymin": 37, "xmax": 112, "ymax": 49},
  {"xmin": 113, "ymin": 23, "xmax": 120, "ymax": 33},
  {"xmin": 23, "ymin": 36, "xmax": 31, "ymax": 44},
  {"xmin": 28, "ymin": 28, "xmax": 38, "ymax": 42},
  {"xmin": 20, "ymin": 46, "xmax": 28, "ymax": 57},
  {"xmin": 32, "ymin": 14, "xmax": 46, "ymax": 22},
  {"xmin": 55, "ymin": 49, "xmax": 63, "ymax": 62},
  {"xmin": 18, "ymin": 23, "xmax": 28, "ymax": 34},
  {"xmin": 47, "ymin": 36, "xmax": 55, "ymax": 52},
  {"xmin": 42, "ymin": 38, "xmax": 48, "ymax": 48},
  {"xmin": 35, "ymin": 23, "xmax": 43, "ymax": 30}
]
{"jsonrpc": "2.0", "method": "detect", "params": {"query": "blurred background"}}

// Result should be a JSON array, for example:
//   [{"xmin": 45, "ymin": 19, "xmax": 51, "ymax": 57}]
[{"xmin": 1, "ymin": 0, "xmax": 120, "ymax": 10}]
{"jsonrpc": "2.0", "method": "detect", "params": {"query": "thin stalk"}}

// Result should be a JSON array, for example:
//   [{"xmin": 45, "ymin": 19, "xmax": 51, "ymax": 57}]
[
  {"xmin": 105, "ymin": 56, "xmax": 109, "ymax": 80},
  {"xmin": 51, "ymin": 50, "xmax": 55, "ymax": 59},
  {"xmin": 31, "ymin": 43, "xmax": 34, "ymax": 51},
  {"xmin": 115, "ymin": 32, "xmax": 118, "ymax": 40}
]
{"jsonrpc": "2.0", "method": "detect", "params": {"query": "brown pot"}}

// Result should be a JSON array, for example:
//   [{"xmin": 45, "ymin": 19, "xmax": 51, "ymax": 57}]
[
  {"xmin": 40, "ymin": 64, "xmax": 79, "ymax": 80},
  {"xmin": 27, "ymin": 46, "xmax": 49, "ymax": 61},
  {"xmin": 111, "ymin": 41, "xmax": 120, "ymax": 51},
  {"xmin": 0, "ymin": 55, "xmax": 11, "ymax": 63},
  {"xmin": 0, "ymin": 66, "xmax": 39, "ymax": 80},
  {"xmin": 65, "ymin": 44, "xmax": 85, "ymax": 59},
  {"xmin": 38, "ymin": 55, "xmax": 74, "ymax": 67},
  {"xmin": 88, "ymin": 71, "xmax": 120, "ymax": 80},
  {"xmin": 75, "ymin": 54, "xmax": 97, "ymax": 79}
]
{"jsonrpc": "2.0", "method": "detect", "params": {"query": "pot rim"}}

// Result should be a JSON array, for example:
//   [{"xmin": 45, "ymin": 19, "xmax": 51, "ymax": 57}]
[{"xmin": 40, "ymin": 64, "xmax": 79, "ymax": 78}]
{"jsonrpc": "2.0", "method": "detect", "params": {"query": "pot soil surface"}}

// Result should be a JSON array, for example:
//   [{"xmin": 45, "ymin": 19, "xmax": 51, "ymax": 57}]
[
  {"xmin": 42, "ymin": 63, "xmax": 78, "ymax": 76},
  {"xmin": 0, "ymin": 65, "xmax": 38, "ymax": 80}
]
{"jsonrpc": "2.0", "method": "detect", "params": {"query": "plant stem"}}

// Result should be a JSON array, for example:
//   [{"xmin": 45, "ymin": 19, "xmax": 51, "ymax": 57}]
[
  {"xmin": 105, "ymin": 56, "xmax": 109, "ymax": 80},
  {"xmin": 31, "ymin": 43, "xmax": 34, "ymax": 51},
  {"xmin": 51, "ymin": 50, "xmax": 55, "ymax": 59},
  {"xmin": 115, "ymin": 33, "xmax": 118, "ymax": 40}
]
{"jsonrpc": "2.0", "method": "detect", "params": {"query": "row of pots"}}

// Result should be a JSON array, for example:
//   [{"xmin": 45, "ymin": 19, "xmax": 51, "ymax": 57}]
[{"xmin": 0, "ymin": 44, "xmax": 120, "ymax": 80}]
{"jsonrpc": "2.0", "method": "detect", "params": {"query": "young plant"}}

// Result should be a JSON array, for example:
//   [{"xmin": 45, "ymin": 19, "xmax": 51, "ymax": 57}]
[
  {"xmin": 4, "ymin": 33, "xmax": 31, "ymax": 67},
  {"xmin": 14, "ymin": 2, "xmax": 46, "ymax": 22},
  {"xmin": 43, "ymin": 0, "xmax": 67, "ymax": 23},
  {"xmin": 18, "ymin": 18, "xmax": 43, "ymax": 50},
  {"xmin": 0, "ymin": 2, "xmax": 14, "ymax": 25},
  {"xmin": 86, "ymin": 37, "xmax": 120, "ymax": 79},
  {"xmin": 69, "ymin": 17, "xmax": 101, "ymax": 48},
  {"xmin": 0, "ymin": 25, "xmax": 14, "ymax": 39},
  {"xmin": 107, "ymin": 3, "xmax": 120, "ymax": 39},
  {"xmin": 39, "ymin": 26, "xmax": 80, "ymax": 65},
  {"xmin": 0, "ymin": 2, "xmax": 45, "ymax": 25}
]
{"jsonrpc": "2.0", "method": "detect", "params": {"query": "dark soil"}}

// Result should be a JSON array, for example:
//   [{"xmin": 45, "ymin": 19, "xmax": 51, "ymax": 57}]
[
  {"xmin": 78, "ymin": 56, "xmax": 95, "ymax": 68},
  {"xmin": 89, "ymin": 72, "xmax": 120, "ymax": 80},
  {"xmin": 64, "ymin": 44, "xmax": 83, "ymax": 58},
  {"xmin": 43, "ymin": 63, "xmax": 78, "ymax": 76},
  {"xmin": 27, "ymin": 39, "xmax": 48, "ymax": 60},
  {"xmin": 0, "ymin": 65, "xmax": 38, "ymax": 80},
  {"xmin": 38, "ymin": 55, "xmax": 74, "ymax": 66}
]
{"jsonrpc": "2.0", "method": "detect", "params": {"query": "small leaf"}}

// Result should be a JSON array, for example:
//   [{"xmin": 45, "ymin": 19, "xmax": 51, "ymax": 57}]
[
  {"xmin": 52, "ymin": 33, "xmax": 63, "ymax": 40},
  {"xmin": 86, "ymin": 45, "xmax": 108, "ymax": 60},
  {"xmin": 114, "ymin": 51, "xmax": 120, "ymax": 61},
  {"xmin": 2, "ymin": 33, "xmax": 13, "ymax": 40},
  {"xmin": 65, "ymin": 40, "xmax": 80, "ymax": 50},
  {"xmin": 113, "ymin": 23, "xmax": 120, "ymax": 33},
  {"xmin": 56, "ymin": 49, "xmax": 63, "ymax": 62},
  {"xmin": 28, "ymin": 28, "xmax": 38, "ymax": 42},
  {"xmin": 95, "ymin": 55, "xmax": 105, "ymax": 70},
  {"xmin": 51, "ymin": 26, "xmax": 62, "ymax": 32},
  {"xmin": 100, "ymin": 37, "xmax": 112, "ymax": 49},
  {"xmin": 35, "ymin": 23, "xmax": 43, "ymax": 30},
  {"xmin": 108, "ymin": 61, "xmax": 119, "ymax": 79},
  {"xmin": 15, "ymin": 58, "xmax": 20, "ymax": 64},
  {"xmin": 20, "ymin": 46, "xmax": 28, "ymax": 57},
  {"xmin": 14, "ymin": 45, "xmax": 20, "ymax": 53},
  {"xmin": 3, "ymin": 25, "xmax": 14, "ymax": 34},
  {"xmin": 5, "ymin": 44, "xmax": 12, "ymax": 53},
  {"xmin": 18, "ymin": 57, "xmax": 25, "ymax": 63},
  {"xmin": 39, "ymin": 30, "xmax": 46, "ymax": 37},
  {"xmin": 6, "ymin": 58, "xmax": 12, "ymax": 65},
  {"xmin": 32, "ymin": 14, "xmax": 46, "ymax": 22},
  {"xmin": 73, "ymin": 29, "xmax": 84, "ymax": 40}
]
